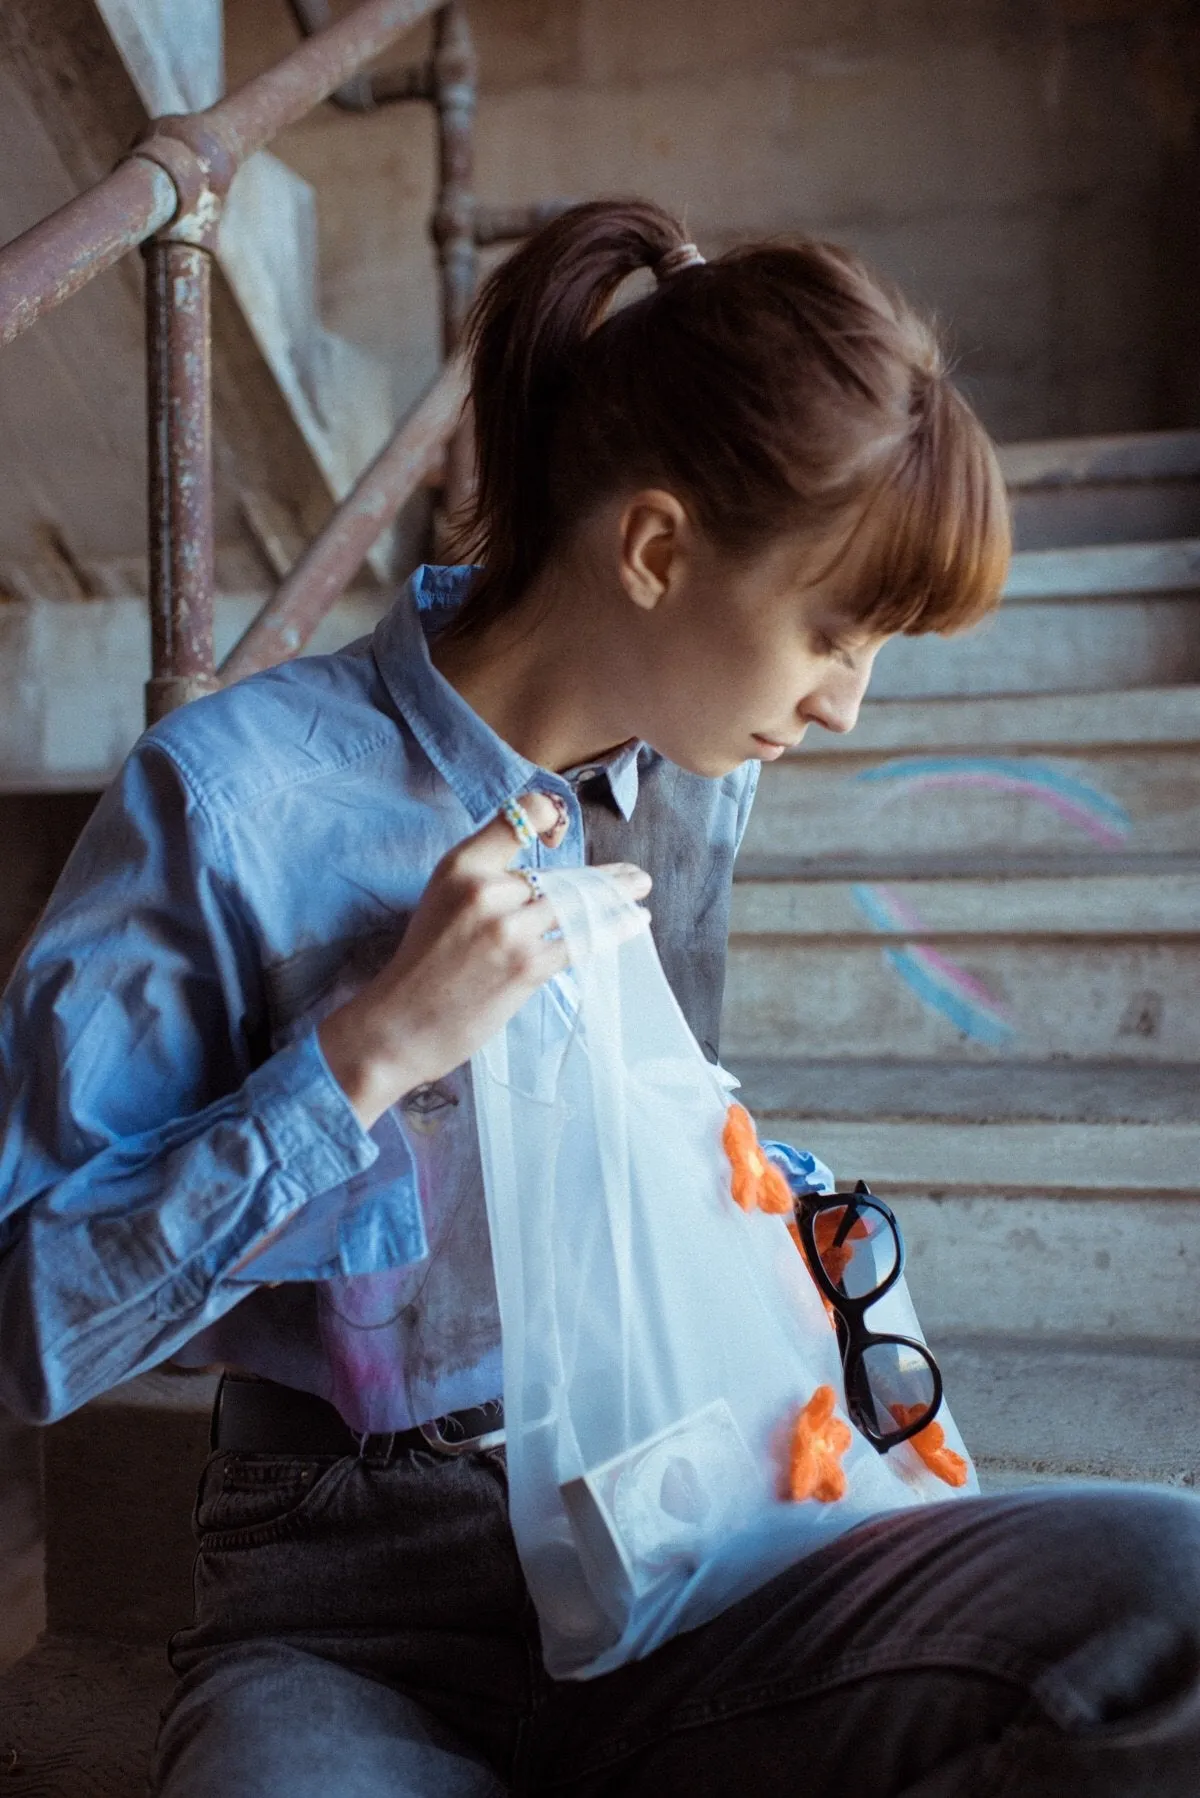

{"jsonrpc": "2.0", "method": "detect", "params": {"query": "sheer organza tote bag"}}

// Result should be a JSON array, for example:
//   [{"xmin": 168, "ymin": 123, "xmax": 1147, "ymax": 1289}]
[{"xmin": 472, "ymin": 866, "xmax": 976, "ymax": 1680}]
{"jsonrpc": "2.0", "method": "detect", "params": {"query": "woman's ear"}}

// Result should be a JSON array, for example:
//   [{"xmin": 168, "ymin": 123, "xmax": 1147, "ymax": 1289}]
[{"xmin": 617, "ymin": 489, "xmax": 690, "ymax": 612}]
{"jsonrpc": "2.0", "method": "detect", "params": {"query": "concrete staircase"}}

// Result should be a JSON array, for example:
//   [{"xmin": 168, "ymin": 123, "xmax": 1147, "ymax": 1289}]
[{"xmin": 727, "ymin": 427, "xmax": 1200, "ymax": 1492}]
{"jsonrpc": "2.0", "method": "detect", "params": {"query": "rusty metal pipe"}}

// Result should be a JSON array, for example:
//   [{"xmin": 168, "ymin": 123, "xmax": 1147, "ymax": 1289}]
[
  {"xmin": 219, "ymin": 358, "xmax": 468, "ymax": 686},
  {"xmin": 285, "ymin": 0, "xmax": 436, "ymax": 109},
  {"xmin": 0, "ymin": 0, "xmax": 443, "ymax": 345},
  {"xmin": 144, "ymin": 241, "xmax": 221, "ymax": 723},
  {"xmin": 431, "ymin": 4, "xmax": 478, "ymax": 526},
  {"xmin": 211, "ymin": 0, "xmax": 441, "ymax": 165},
  {"xmin": 284, "ymin": 0, "xmax": 376, "ymax": 110},
  {"xmin": 431, "ymin": 3, "xmax": 478, "ymax": 360},
  {"xmin": 0, "ymin": 158, "xmax": 176, "ymax": 349}
]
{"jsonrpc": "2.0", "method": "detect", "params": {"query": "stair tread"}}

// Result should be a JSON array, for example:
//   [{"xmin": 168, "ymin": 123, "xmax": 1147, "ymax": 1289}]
[
  {"xmin": 735, "ymin": 848, "xmax": 1200, "ymax": 882},
  {"xmin": 795, "ymin": 686, "xmax": 1200, "ymax": 756},
  {"xmin": 1004, "ymin": 537, "xmax": 1200, "ymax": 599},
  {"xmin": 729, "ymin": 868, "xmax": 1200, "ymax": 944},
  {"xmin": 0, "ymin": 1634, "xmax": 171, "ymax": 1795},
  {"xmin": 997, "ymin": 429, "xmax": 1200, "ymax": 489},
  {"xmin": 733, "ymin": 1059, "xmax": 1200, "ymax": 1125},
  {"xmin": 939, "ymin": 1334, "xmax": 1200, "ymax": 1485}
]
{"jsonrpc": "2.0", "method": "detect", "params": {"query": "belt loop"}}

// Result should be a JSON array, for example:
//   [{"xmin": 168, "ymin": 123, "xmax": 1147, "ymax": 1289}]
[
  {"xmin": 357, "ymin": 1429, "xmax": 397, "ymax": 1468},
  {"xmin": 209, "ymin": 1371, "xmax": 227, "ymax": 1452}
]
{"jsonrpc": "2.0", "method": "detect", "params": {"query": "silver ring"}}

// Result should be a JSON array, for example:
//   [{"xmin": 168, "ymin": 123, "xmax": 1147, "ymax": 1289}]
[
  {"xmin": 517, "ymin": 867, "xmax": 545, "ymax": 903},
  {"xmin": 501, "ymin": 798, "xmax": 537, "ymax": 851}
]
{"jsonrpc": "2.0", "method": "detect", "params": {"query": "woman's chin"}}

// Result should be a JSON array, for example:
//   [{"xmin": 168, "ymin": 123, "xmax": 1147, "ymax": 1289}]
[{"xmin": 650, "ymin": 740, "xmax": 752, "ymax": 779}]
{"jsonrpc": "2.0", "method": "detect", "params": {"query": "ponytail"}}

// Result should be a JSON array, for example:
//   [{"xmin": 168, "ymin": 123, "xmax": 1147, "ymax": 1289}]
[
  {"xmin": 450, "ymin": 199, "xmax": 689, "ymax": 637},
  {"xmin": 446, "ymin": 199, "xmax": 1009, "ymax": 644}
]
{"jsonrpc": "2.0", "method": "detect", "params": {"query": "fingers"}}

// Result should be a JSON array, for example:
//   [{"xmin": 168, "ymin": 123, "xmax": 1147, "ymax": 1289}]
[
  {"xmin": 480, "ymin": 862, "xmax": 651, "ymax": 926},
  {"xmin": 503, "ymin": 879, "xmax": 652, "ymax": 961},
  {"xmin": 443, "ymin": 796, "xmax": 652, "ymax": 952},
  {"xmin": 452, "ymin": 791, "xmax": 567, "ymax": 876},
  {"xmin": 595, "ymin": 862, "xmax": 653, "ymax": 901}
]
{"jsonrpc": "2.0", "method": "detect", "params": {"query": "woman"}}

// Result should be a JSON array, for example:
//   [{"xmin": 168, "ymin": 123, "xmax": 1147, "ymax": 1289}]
[{"xmin": 1, "ymin": 200, "xmax": 1196, "ymax": 1796}]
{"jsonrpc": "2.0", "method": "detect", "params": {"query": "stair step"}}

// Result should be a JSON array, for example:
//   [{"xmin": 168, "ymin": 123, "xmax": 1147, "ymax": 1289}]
[
  {"xmin": 900, "ymin": 1192, "xmax": 1200, "ymax": 1341},
  {"xmin": 733, "ymin": 1059, "xmax": 1200, "ymax": 1191},
  {"xmin": 737, "ymin": 847, "xmax": 1200, "ymax": 882},
  {"xmin": 730, "ymin": 869, "xmax": 1200, "ymax": 936},
  {"xmin": 871, "ymin": 591, "xmax": 1200, "ymax": 699},
  {"xmin": 0, "ymin": 593, "xmax": 386, "ymax": 793},
  {"xmin": 736, "ymin": 1059, "xmax": 1200, "ymax": 1341},
  {"xmin": 997, "ymin": 430, "xmax": 1200, "ymax": 489},
  {"xmin": 938, "ymin": 1336, "xmax": 1200, "ymax": 1487},
  {"xmin": 862, "ymin": 539, "xmax": 1200, "ymax": 703},
  {"xmin": 43, "ymin": 1371, "xmax": 216, "ymax": 1644},
  {"xmin": 805, "ymin": 686, "xmax": 1200, "ymax": 756},
  {"xmin": 739, "ymin": 742, "xmax": 1200, "ymax": 866},
  {"xmin": 737, "ymin": 1109, "xmax": 1200, "ymax": 1196},
  {"xmin": 1001, "ymin": 432, "xmax": 1200, "ymax": 556},
  {"xmin": 1011, "ymin": 485, "xmax": 1200, "ymax": 554},
  {"xmin": 736, "ymin": 1058, "xmax": 1200, "ymax": 1124},
  {"xmin": 0, "ymin": 1634, "xmax": 170, "ymax": 1797},
  {"xmin": 723, "ymin": 926, "xmax": 1200, "ymax": 1062},
  {"xmin": 1004, "ymin": 538, "xmax": 1200, "ymax": 600}
]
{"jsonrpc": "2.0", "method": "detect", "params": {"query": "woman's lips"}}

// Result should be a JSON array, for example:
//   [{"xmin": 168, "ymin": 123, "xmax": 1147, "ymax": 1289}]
[{"xmin": 752, "ymin": 734, "xmax": 793, "ymax": 759}]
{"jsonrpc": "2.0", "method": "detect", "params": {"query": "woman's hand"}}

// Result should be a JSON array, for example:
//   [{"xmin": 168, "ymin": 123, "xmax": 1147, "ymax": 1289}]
[{"xmin": 317, "ymin": 792, "xmax": 651, "ymax": 1131}]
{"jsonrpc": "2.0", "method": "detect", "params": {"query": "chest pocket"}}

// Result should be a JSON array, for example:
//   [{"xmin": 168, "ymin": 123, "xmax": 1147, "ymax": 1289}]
[{"xmin": 263, "ymin": 928, "xmax": 403, "ymax": 1052}]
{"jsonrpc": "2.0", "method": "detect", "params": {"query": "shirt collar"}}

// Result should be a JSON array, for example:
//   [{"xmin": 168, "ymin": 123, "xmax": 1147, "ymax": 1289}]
[{"xmin": 371, "ymin": 565, "xmax": 643, "ymax": 824}]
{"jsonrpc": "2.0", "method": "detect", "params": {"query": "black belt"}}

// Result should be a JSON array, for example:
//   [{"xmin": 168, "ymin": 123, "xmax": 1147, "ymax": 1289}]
[{"xmin": 211, "ymin": 1373, "xmax": 505, "ymax": 1458}]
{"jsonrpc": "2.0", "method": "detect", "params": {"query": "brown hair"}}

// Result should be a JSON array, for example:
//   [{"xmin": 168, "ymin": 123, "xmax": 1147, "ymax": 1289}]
[{"xmin": 446, "ymin": 198, "xmax": 1010, "ymax": 640}]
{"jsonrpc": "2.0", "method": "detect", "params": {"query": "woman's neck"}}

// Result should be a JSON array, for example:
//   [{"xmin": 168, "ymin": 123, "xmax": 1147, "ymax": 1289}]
[{"xmin": 430, "ymin": 563, "xmax": 639, "ymax": 774}]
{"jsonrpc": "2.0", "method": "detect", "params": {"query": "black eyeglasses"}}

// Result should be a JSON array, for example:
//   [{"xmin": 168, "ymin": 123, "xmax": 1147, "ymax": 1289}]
[{"xmin": 792, "ymin": 1180, "xmax": 943, "ymax": 1454}]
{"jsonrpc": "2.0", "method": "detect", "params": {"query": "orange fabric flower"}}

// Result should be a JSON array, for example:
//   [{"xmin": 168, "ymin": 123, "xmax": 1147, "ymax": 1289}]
[
  {"xmin": 787, "ymin": 1384, "xmax": 853, "ymax": 1504},
  {"xmin": 890, "ymin": 1404, "xmax": 969, "ymax": 1488},
  {"xmin": 723, "ymin": 1104, "xmax": 793, "ymax": 1214}
]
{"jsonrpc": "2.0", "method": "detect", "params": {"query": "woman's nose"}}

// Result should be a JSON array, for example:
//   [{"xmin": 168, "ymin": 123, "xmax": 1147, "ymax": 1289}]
[{"xmin": 803, "ymin": 667, "xmax": 871, "ymax": 735}]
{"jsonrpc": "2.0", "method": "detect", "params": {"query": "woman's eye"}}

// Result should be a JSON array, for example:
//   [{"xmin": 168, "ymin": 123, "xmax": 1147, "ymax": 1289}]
[
  {"xmin": 815, "ymin": 631, "xmax": 858, "ymax": 671},
  {"xmin": 402, "ymin": 1083, "xmax": 459, "ymax": 1118}
]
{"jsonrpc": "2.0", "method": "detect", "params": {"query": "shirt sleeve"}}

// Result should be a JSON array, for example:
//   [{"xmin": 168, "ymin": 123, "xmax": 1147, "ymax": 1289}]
[{"xmin": 0, "ymin": 740, "xmax": 381, "ymax": 1423}]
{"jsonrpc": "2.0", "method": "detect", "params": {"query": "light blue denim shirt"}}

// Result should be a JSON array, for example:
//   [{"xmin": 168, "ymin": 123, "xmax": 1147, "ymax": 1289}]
[{"xmin": 0, "ymin": 566, "xmax": 762, "ymax": 1427}]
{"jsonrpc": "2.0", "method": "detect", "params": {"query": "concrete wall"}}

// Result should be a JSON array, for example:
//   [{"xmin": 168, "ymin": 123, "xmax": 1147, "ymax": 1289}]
[
  {"xmin": 0, "ymin": 795, "xmax": 100, "ymax": 1666},
  {"xmin": 226, "ymin": 0, "xmax": 1200, "ymax": 445}
]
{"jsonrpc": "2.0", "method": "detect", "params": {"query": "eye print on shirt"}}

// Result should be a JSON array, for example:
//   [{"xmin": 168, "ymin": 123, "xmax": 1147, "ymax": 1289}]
[{"xmin": 400, "ymin": 1081, "xmax": 460, "ymax": 1136}]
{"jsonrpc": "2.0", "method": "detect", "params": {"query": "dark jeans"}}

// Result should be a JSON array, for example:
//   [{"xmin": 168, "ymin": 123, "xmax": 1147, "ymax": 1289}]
[{"xmin": 153, "ymin": 1442, "xmax": 1200, "ymax": 1796}]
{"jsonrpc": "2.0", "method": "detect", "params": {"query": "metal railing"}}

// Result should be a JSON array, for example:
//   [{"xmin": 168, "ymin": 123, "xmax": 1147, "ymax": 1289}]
[{"xmin": 0, "ymin": 0, "xmax": 557, "ymax": 722}]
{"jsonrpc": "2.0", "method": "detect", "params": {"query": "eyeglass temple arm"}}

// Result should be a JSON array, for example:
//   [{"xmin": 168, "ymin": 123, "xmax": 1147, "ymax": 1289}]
[{"xmin": 832, "ymin": 1178, "xmax": 875, "ymax": 1249}]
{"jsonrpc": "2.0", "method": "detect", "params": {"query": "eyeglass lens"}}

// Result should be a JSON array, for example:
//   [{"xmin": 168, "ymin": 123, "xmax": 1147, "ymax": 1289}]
[
  {"xmin": 852, "ymin": 1340, "xmax": 939, "ymax": 1440},
  {"xmin": 812, "ymin": 1200, "xmax": 900, "ymax": 1301}
]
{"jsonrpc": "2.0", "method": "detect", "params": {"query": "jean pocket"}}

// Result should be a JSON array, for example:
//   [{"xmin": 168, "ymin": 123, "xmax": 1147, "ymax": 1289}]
[{"xmin": 195, "ymin": 1450, "xmax": 351, "ymax": 1547}]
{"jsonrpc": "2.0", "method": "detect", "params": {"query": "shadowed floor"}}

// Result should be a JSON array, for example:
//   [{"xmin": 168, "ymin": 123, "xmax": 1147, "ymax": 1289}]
[{"xmin": 0, "ymin": 1410, "xmax": 44, "ymax": 1672}]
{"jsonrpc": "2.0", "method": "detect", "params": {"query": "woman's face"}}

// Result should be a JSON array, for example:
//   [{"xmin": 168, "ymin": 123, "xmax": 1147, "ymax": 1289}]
[{"xmin": 616, "ymin": 506, "xmax": 894, "ymax": 779}]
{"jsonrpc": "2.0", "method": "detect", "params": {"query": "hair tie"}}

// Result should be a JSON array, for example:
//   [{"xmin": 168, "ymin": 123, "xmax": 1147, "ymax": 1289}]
[{"xmin": 654, "ymin": 242, "xmax": 706, "ymax": 281}]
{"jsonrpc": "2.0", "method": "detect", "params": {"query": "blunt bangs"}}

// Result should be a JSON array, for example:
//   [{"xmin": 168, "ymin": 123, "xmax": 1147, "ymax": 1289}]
[{"xmin": 839, "ymin": 384, "xmax": 1012, "ymax": 640}]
